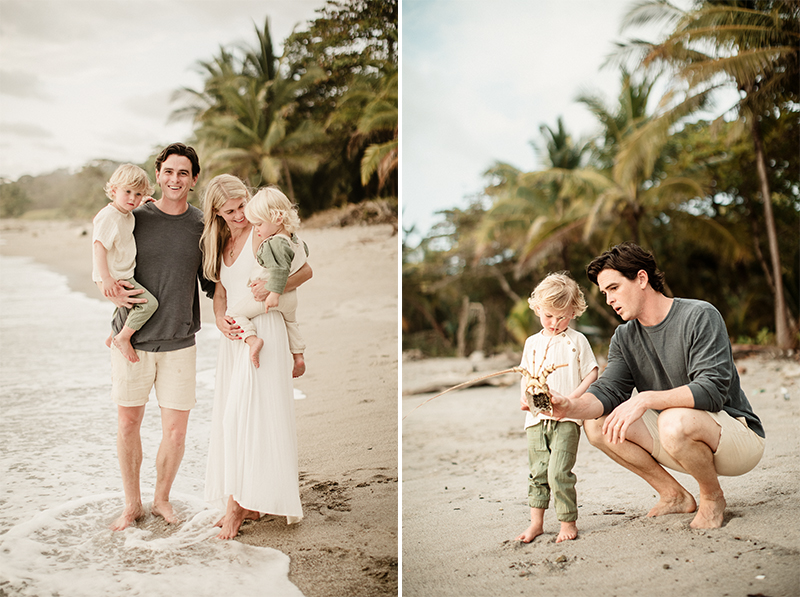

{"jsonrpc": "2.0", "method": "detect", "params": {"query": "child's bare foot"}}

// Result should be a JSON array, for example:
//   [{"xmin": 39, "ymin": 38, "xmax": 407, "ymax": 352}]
[
  {"xmin": 516, "ymin": 522, "xmax": 544, "ymax": 543},
  {"xmin": 152, "ymin": 499, "xmax": 179, "ymax": 524},
  {"xmin": 112, "ymin": 335, "xmax": 139, "ymax": 363},
  {"xmin": 556, "ymin": 521, "xmax": 578, "ymax": 543},
  {"xmin": 245, "ymin": 336, "xmax": 264, "ymax": 368},
  {"xmin": 292, "ymin": 353, "xmax": 306, "ymax": 378},
  {"xmin": 110, "ymin": 503, "xmax": 146, "ymax": 531}
]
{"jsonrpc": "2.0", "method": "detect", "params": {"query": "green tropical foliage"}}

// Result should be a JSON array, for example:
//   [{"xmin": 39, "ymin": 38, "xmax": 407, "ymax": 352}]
[{"xmin": 404, "ymin": 0, "xmax": 799, "ymax": 356}]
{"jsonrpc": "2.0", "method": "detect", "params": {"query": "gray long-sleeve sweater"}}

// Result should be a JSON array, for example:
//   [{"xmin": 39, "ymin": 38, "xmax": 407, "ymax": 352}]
[{"xmin": 587, "ymin": 298, "xmax": 764, "ymax": 438}]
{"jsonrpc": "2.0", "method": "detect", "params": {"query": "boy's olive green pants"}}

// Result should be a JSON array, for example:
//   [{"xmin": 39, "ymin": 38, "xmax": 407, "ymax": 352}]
[{"xmin": 526, "ymin": 420, "xmax": 580, "ymax": 522}]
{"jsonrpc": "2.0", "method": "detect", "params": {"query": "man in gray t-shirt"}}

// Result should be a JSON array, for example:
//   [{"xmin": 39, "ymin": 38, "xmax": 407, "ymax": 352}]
[{"xmin": 551, "ymin": 242, "xmax": 764, "ymax": 529}]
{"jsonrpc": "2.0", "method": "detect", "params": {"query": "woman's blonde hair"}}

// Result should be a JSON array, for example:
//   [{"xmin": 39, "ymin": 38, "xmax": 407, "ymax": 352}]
[
  {"xmin": 528, "ymin": 271, "xmax": 587, "ymax": 317},
  {"xmin": 244, "ymin": 186, "xmax": 301, "ymax": 234},
  {"xmin": 200, "ymin": 174, "xmax": 251, "ymax": 282},
  {"xmin": 104, "ymin": 163, "xmax": 154, "ymax": 199}
]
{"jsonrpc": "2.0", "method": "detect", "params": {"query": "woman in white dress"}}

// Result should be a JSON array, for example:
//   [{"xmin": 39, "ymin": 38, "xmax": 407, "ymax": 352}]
[{"xmin": 200, "ymin": 174, "xmax": 312, "ymax": 540}]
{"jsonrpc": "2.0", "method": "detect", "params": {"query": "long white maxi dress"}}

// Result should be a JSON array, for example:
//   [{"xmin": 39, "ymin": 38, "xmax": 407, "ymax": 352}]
[{"xmin": 205, "ymin": 229, "xmax": 303, "ymax": 523}]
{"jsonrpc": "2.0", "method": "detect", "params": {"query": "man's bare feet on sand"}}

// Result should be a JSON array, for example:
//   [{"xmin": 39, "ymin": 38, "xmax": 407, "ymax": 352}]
[
  {"xmin": 516, "ymin": 523, "xmax": 544, "ymax": 543},
  {"xmin": 112, "ymin": 335, "xmax": 139, "ymax": 363},
  {"xmin": 152, "ymin": 500, "xmax": 179, "ymax": 524},
  {"xmin": 245, "ymin": 336, "xmax": 264, "ymax": 368},
  {"xmin": 292, "ymin": 354, "xmax": 306, "ymax": 378},
  {"xmin": 110, "ymin": 503, "xmax": 146, "ymax": 531},
  {"xmin": 690, "ymin": 492, "xmax": 726, "ymax": 529},
  {"xmin": 647, "ymin": 490, "xmax": 697, "ymax": 517},
  {"xmin": 556, "ymin": 521, "xmax": 578, "ymax": 543}
]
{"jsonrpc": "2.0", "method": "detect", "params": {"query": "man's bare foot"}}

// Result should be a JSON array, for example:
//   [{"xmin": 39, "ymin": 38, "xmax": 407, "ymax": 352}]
[
  {"xmin": 292, "ymin": 354, "xmax": 306, "ymax": 378},
  {"xmin": 647, "ymin": 490, "xmax": 697, "ymax": 517},
  {"xmin": 516, "ymin": 523, "xmax": 544, "ymax": 543},
  {"xmin": 245, "ymin": 336, "xmax": 264, "ymax": 368},
  {"xmin": 152, "ymin": 500, "xmax": 179, "ymax": 524},
  {"xmin": 112, "ymin": 335, "xmax": 139, "ymax": 363},
  {"xmin": 690, "ymin": 492, "xmax": 726, "ymax": 529},
  {"xmin": 556, "ymin": 521, "xmax": 578, "ymax": 543},
  {"xmin": 110, "ymin": 503, "xmax": 146, "ymax": 531}
]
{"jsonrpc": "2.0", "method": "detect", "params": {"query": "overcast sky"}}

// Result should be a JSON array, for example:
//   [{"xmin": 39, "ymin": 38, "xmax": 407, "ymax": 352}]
[
  {"xmin": 0, "ymin": 0, "xmax": 327, "ymax": 180},
  {"xmin": 401, "ymin": 0, "xmax": 732, "ymax": 241}
]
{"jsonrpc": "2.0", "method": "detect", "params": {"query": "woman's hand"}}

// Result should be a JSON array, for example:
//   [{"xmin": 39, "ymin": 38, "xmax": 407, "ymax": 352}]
[
  {"xmin": 250, "ymin": 280, "xmax": 268, "ymax": 302},
  {"xmin": 216, "ymin": 314, "xmax": 242, "ymax": 341}
]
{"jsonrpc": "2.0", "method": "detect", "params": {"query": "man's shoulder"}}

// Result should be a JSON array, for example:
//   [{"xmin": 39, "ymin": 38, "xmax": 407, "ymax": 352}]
[{"xmin": 673, "ymin": 297, "xmax": 721, "ymax": 321}]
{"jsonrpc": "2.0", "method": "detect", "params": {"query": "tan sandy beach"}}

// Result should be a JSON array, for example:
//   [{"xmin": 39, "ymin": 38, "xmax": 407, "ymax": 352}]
[
  {"xmin": 402, "ymin": 351, "xmax": 800, "ymax": 596},
  {"xmin": 0, "ymin": 219, "xmax": 398, "ymax": 597}
]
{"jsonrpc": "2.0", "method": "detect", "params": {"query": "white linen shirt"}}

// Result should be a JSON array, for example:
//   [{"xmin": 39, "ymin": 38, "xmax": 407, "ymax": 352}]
[
  {"xmin": 520, "ymin": 327, "xmax": 598, "ymax": 429},
  {"xmin": 92, "ymin": 203, "xmax": 137, "ymax": 282}
]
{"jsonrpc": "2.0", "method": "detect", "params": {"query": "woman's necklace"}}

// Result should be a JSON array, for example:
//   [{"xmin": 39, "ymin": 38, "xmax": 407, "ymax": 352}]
[{"xmin": 228, "ymin": 228, "xmax": 249, "ymax": 259}]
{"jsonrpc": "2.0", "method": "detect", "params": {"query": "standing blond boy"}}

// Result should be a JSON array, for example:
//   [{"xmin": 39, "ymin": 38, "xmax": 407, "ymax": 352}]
[{"xmin": 517, "ymin": 272, "xmax": 598, "ymax": 543}]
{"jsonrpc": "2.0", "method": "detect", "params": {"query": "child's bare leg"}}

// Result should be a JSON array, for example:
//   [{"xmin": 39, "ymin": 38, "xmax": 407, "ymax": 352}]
[
  {"xmin": 112, "ymin": 325, "xmax": 139, "ymax": 363},
  {"xmin": 245, "ymin": 335, "xmax": 264, "ymax": 368},
  {"xmin": 556, "ymin": 520, "xmax": 578, "ymax": 543},
  {"xmin": 516, "ymin": 507, "xmax": 545, "ymax": 543},
  {"xmin": 292, "ymin": 353, "xmax": 305, "ymax": 378}
]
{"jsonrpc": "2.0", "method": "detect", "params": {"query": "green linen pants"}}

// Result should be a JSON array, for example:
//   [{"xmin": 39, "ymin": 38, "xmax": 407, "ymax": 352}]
[{"xmin": 526, "ymin": 420, "xmax": 580, "ymax": 522}]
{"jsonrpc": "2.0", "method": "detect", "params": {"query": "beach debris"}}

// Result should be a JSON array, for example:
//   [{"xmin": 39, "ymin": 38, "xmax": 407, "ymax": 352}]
[{"xmin": 404, "ymin": 357, "xmax": 567, "ymax": 419}]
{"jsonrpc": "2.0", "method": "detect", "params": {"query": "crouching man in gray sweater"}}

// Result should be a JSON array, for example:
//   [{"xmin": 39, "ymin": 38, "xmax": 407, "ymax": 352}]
[{"xmin": 551, "ymin": 242, "xmax": 764, "ymax": 529}]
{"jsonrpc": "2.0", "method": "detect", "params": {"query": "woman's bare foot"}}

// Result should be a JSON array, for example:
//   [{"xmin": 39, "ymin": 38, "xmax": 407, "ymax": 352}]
[
  {"xmin": 113, "ymin": 335, "xmax": 139, "ymax": 363},
  {"xmin": 292, "ymin": 353, "xmax": 306, "ymax": 378},
  {"xmin": 217, "ymin": 497, "xmax": 255, "ymax": 540},
  {"xmin": 690, "ymin": 492, "xmax": 726, "ymax": 529},
  {"xmin": 516, "ymin": 522, "xmax": 544, "ymax": 543},
  {"xmin": 214, "ymin": 509, "xmax": 259, "ymax": 527},
  {"xmin": 647, "ymin": 490, "xmax": 696, "ymax": 517},
  {"xmin": 245, "ymin": 336, "xmax": 264, "ymax": 368},
  {"xmin": 152, "ymin": 499, "xmax": 179, "ymax": 524},
  {"xmin": 556, "ymin": 521, "xmax": 578, "ymax": 543},
  {"xmin": 110, "ymin": 503, "xmax": 146, "ymax": 531}
]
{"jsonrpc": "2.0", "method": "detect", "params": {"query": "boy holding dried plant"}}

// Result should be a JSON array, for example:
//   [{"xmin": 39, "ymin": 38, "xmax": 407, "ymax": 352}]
[{"xmin": 517, "ymin": 272, "xmax": 598, "ymax": 543}]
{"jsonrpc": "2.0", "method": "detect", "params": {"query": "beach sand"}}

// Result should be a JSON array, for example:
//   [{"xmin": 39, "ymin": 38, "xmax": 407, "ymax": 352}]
[
  {"xmin": 402, "ymin": 351, "xmax": 800, "ymax": 596},
  {"xmin": 0, "ymin": 219, "xmax": 398, "ymax": 597}
]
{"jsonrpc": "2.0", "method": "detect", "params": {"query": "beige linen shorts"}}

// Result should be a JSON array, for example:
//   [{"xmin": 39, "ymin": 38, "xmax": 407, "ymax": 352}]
[
  {"xmin": 642, "ymin": 408, "xmax": 764, "ymax": 477},
  {"xmin": 110, "ymin": 344, "xmax": 196, "ymax": 411}
]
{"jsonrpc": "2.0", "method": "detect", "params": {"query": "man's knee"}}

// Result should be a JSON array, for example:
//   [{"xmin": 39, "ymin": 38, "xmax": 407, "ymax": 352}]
[
  {"xmin": 117, "ymin": 407, "xmax": 145, "ymax": 436},
  {"xmin": 583, "ymin": 417, "xmax": 606, "ymax": 447},
  {"xmin": 161, "ymin": 410, "xmax": 190, "ymax": 447},
  {"xmin": 658, "ymin": 408, "xmax": 720, "ymax": 451}
]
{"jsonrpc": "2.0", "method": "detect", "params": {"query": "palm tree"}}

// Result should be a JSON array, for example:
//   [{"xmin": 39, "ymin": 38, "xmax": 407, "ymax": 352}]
[
  {"xmin": 328, "ymin": 68, "xmax": 398, "ymax": 195},
  {"xmin": 617, "ymin": 0, "xmax": 799, "ymax": 347},
  {"xmin": 173, "ymin": 19, "xmax": 327, "ymax": 198}
]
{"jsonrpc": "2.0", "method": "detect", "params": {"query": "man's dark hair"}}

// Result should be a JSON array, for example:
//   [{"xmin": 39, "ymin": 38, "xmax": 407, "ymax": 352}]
[
  {"xmin": 155, "ymin": 143, "xmax": 201, "ymax": 178},
  {"xmin": 586, "ymin": 242, "xmax": 666, "ymax": 293}
]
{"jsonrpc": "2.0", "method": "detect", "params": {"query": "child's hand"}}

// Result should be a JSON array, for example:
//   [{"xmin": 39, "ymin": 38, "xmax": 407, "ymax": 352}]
[
  {"xmin": 142, "ymin": 196, "xmax": 155, "ymax": 204},
  {"xmin": 101, "ymin": 278, "xmax": 125, "ymax": 299},
  {"xmin": 520, "ymin": 393, "xmax": 530, "ymax": 411},
  {"xmin": 264, "ymin": 292, "xmax": 280, "ymax": 312}
]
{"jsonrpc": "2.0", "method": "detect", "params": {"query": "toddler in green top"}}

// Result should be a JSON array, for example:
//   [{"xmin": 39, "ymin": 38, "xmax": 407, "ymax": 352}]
[{"xmin": 227, "ymin": 186, "xmax": 308, "ymax": 377}]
